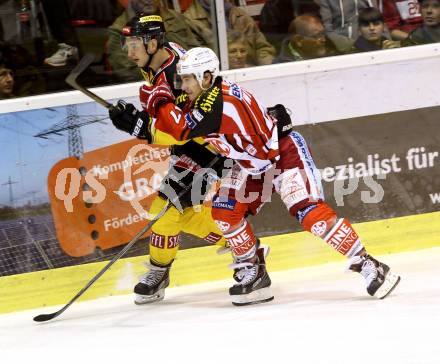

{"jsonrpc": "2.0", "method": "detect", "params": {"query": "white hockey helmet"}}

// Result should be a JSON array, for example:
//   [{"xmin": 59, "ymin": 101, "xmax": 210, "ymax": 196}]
[{"xmin": 177, "ymin": 47, "xmax": 220, "ymax": 88}]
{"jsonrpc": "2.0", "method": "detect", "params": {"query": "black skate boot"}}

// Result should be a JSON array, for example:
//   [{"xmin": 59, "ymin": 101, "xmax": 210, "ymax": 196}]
[
  {"xmin": 348, "ymin": 254, "xmax": 400, "ymax": 299},
  {"xmin": 134, "ymin": 261, "xmax": 170, "ymax": 305},
  {"xmin": 229, "ymin": 245, "xmax": 274, "ymax": 306}
]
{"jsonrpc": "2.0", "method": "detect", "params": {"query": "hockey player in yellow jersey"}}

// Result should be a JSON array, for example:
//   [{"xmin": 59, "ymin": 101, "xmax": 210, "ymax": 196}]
[{"xmin": 109, "ymin": 15, "xmax": 229, "ymax": 304}]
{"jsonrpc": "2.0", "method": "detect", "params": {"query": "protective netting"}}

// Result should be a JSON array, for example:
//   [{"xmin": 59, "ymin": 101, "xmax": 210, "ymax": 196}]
[{"xmin": 0, "ymin": 214, "xmax": 148, "ymax": 277}]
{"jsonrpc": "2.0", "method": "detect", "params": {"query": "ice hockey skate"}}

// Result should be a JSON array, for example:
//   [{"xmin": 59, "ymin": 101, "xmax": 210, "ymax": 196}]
[
  {"xmin": 134, "ymin": 261, "xmax": 170, "ymax": 304},
  {"xmin": 229, "ymin": 245, "xmax": 274, "ymax": 306},
  {"xmin": 348, "ymin": 254, "xmax": 400, "ymax": 299}
]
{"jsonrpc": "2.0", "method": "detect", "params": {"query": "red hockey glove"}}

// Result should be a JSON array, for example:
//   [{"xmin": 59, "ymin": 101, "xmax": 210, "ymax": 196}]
[{"xmin": 140, "ymin": 80, "xmax": 175, "ymax": 117}]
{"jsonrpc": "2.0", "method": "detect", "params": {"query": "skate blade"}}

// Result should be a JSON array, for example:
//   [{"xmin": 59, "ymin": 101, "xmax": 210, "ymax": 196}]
[
  {"xmin": 375, "ymin": 271, "xmax": 401, "ymax": 299},
  {"xmin": 134, "ymin": 289, "xmax": 165, "ymax": 305},
  {"xmin": 231, "ymin": 287, "xmax": 274, "ymax": 306}
]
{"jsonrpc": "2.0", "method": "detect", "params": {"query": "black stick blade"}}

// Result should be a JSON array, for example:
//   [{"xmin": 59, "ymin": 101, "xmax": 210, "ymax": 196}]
[
  {"xmin": 65, "ymin": 53, "xmax": 95, "ymax": 86},
  {"xmin": 65, "ymin": 53, "xmax": 112, "ymax": 109},
  {"xmin": 33, "ymin": 312, "xmax": 59, "ymax": 322}
]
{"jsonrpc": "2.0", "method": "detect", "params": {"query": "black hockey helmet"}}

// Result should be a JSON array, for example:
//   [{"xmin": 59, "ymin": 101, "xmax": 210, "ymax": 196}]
[{"xmin": 121, "ymin": 14, "xmax": 166, "ymax": 50}]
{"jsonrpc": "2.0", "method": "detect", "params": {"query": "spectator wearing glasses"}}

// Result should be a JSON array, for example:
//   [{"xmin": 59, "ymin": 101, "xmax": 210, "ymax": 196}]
[
  {"xmin": 353, "ymin": 7, "xmax": 401, "ymax": 50},
  {"xmin": 402, "ymin": 0, "xmax": 440, "ymax": 44},
  {"xmin": 273, "ymin": 15, "xmax": 340, "ymax": 62},
  {"xmin": 259, "ymin": 0, "xmax": 320, "ymax": 50}
]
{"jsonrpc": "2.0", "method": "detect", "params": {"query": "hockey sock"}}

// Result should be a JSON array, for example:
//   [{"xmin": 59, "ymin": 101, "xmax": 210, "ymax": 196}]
[
  {"xmin": 223, "ymin": 220, "xmax": 258, "ymax": 261},
  {"xmin": 149, "ymin": 231, "xmax": 180, "ymax": 266},
  {"xmin": 299, "ymin": 203, "xmax": 364, "ymax": 258}
]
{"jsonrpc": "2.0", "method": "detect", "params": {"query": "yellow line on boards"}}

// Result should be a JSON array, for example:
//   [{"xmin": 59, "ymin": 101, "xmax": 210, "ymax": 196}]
[{"xmin": 0, "ymin": 211, "xmax": 439, "ymax": 314}]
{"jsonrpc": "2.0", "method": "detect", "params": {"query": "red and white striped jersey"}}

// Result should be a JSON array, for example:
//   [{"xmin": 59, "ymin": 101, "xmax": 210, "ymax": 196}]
[{"xmin": 153, "ymin": 78, "xmax": 280, "ymax": 175}]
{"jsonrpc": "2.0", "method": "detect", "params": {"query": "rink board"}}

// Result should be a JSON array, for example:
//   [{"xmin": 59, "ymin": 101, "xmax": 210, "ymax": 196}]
[{"xmin": 1, "ymin": 210, "xmax": 439, "ymax": 314}]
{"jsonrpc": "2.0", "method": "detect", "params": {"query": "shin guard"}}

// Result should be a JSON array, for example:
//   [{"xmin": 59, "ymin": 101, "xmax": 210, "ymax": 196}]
[
  {"xmin": 223, "ymin": 220, "xmax": 258, "ymax": 261},
  {"xmin": 300, "ymin": 203, "xmax": 364, "ymax": 257}
]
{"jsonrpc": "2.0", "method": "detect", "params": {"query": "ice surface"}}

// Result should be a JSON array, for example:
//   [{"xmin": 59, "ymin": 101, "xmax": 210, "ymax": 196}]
[{"xmin": 1, "ymin": 248, "xmax": 439, "ymax": 364}]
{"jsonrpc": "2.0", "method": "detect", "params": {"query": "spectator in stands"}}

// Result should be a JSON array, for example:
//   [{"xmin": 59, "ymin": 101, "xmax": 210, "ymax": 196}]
[
  {"xmin": 0, "ymin": 43, "xmax": 46, "ymax": 97},
  {"xmin": 273, "ymin": 15, "xmax": 340, "ymax": 62},
  {"xmin": 402, "ymin": 0, "xmax": 440, "ymax": 44},
  {"xmin": 353, "ymin": 7, "xmax": 401, "ymax": 50},
  {"xmin": 108, "ymin": 0, "xmax": 200, "ymax": 81},
  {"xmin": 184, "ymin": 0, "xmax": 276, "ymax": 65},
  {"xmin": 383, "ymin": 0, "xmax": 423, "ymax": 39},
  {"xmin": 41, "ymin": 0, "xmax": 79, "ymax": 67},
  {"xmin": 227, "ymin": 30, "xmax": 254, "ymax": 69},
  {"xmin": 0, "ymin": 57, "xmax": 14, "ymax": 99},
  {"xmin": 319, "ymin": 0, "xmax": 372, "ymax": 52},
  {"xmin": 260, "ymin": 0, "xmax": 320, "ymax": 49}
]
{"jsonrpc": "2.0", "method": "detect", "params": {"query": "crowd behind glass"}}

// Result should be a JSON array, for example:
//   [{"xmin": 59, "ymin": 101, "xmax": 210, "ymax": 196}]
[{"xmin": 0, "ymin": 0, "xmax": 438, "ymax": 99}]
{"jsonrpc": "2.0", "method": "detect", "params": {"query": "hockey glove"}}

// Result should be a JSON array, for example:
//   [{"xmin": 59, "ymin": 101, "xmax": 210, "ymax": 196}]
[
  {"xmin": 140, "ymin": 78, "xmax": 175, "ymax": 117},
  {"xmin": 109, "ymin": 100, "xmax": 152, "ymax": 142},
  {"xmin": 267, "ymin": 104, "xmax": 293, "ymax": 139}
]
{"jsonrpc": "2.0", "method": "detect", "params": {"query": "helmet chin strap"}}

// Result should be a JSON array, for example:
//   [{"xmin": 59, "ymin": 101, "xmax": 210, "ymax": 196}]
[{"xmin": 142, "ymin": 40, "xmax": 158, "ymax": 72}]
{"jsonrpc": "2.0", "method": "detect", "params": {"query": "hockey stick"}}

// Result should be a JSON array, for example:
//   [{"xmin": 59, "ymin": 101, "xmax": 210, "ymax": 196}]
[
  {"xmin": 33, "ymin": 203, "xmax": 171, "ymax": 322},
  {"xmin": 65, "ymin": 53, "xmax": 114, "ymax": 110},
  {"xmin": 33, "ymin": 158, "xmax": 221, "ymax": 322}
]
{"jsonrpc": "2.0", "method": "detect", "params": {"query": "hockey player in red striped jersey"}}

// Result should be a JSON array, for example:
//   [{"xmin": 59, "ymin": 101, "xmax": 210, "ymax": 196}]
[
  {"xmin": 134, "ymin": 47, "xmax": 401, "ymax": 305},
  {"xmin": 108, "ymin": 16, "xmax": 232, "ymax": 305}
]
